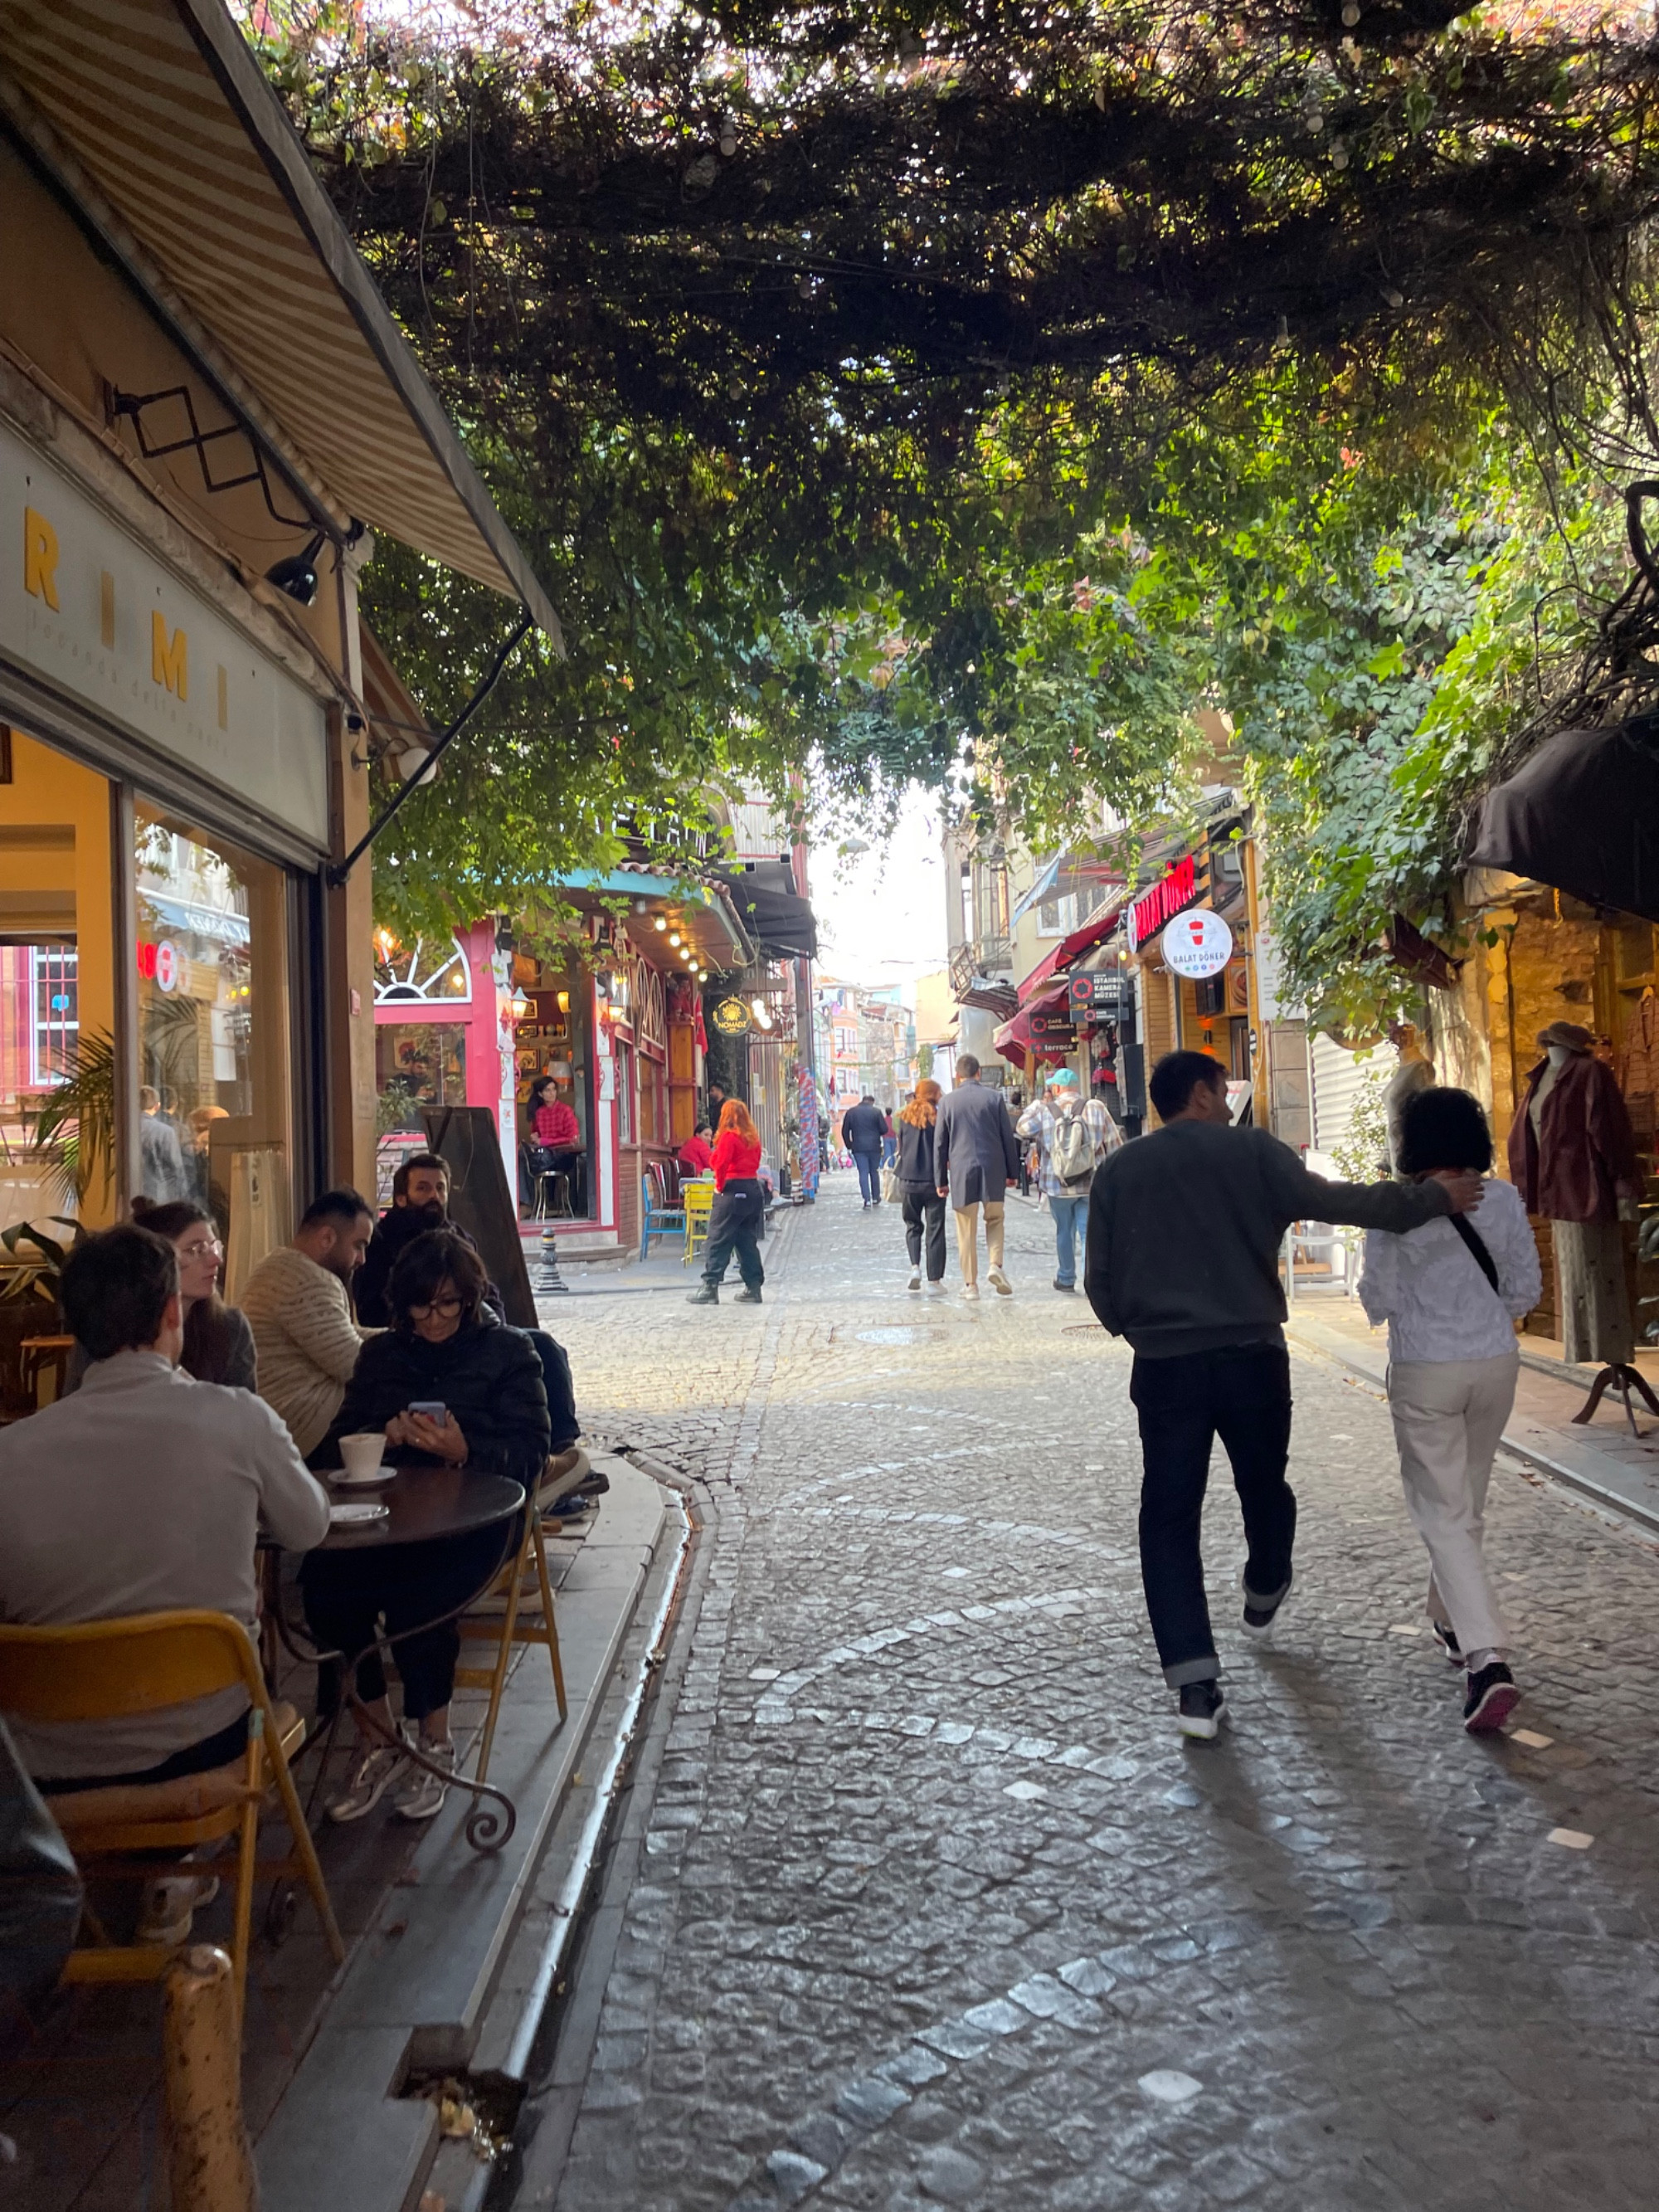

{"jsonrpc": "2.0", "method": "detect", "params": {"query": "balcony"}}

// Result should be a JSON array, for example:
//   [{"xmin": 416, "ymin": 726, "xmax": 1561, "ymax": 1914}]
[{"xmin": 949, "ymin": 936, "xmax": 1017, "ymax": 1016}]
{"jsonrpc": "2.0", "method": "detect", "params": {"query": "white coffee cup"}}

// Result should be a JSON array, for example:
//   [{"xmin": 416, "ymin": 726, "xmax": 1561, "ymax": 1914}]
[{"xmin": 339, "ymin": 1432, "xmax": 387, "ymax": 1480}]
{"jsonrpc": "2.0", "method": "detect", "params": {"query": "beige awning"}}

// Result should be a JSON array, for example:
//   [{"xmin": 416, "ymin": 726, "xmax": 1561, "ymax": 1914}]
[{"xmin": 0, "ymin": 0, "xmax": 561, "ymax": 642}]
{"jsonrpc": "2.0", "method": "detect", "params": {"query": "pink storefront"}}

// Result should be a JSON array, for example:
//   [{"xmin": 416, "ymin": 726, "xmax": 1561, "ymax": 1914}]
[{"xmin": 371, "ymin": 920, "xmax": 518, "ymax": 1206}]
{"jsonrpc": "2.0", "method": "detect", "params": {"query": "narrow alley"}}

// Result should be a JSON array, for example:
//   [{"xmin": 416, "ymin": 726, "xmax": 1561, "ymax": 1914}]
[{"xmin": 506, "ymin": 1172, "xmax": 1659, "ymax": 2212}]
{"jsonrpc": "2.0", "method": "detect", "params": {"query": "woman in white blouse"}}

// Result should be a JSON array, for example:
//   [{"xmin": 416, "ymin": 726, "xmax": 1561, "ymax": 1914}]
[{"xmin": 1360, "ymin": 1087, "xmax": 1542, "ymax": 1735}]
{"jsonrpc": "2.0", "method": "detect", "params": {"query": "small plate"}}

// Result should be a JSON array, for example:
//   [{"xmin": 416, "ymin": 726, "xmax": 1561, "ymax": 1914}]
[
  {"xmin": 328, "ymin": 1501, "xmax": 390, "ymax": 1526},
  {"xmin": 327, "ymin": 1467, "xmax": 396, "ymax": 1487}
]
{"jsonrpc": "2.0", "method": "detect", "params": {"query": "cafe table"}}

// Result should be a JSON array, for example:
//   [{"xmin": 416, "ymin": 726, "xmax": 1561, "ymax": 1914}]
[{"xmin": 281, "ymin": 1461, "xmax": 528, "ymax": 1849}]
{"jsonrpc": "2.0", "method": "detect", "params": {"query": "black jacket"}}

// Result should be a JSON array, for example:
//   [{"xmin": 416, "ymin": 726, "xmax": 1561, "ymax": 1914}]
[
  {"xmin": 841, "ymin": 1102, "xmax": 888, "ymax": 1155},
  {"xmin": 321, "ymin": 1308, "xmax": 550, "ymax": 1493},
  {"xmin": 1083, "ymin": 1119, "xmax": 1452, "ymax": 1357},
  {"xmin": 354, "ymin": 1206, "xmax": 503, "ymax": 1330},
  {"xmin": 895, "ymin": 1117, "xmax": 938, "ymax": 1191}
]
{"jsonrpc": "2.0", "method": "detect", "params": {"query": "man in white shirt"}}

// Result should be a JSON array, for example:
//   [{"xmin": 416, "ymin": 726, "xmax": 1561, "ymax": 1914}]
[
  {"xmin": 241, "ymin": 1188, "xmax": 375, "ymax": 1456},
  {"xmin": 0, "ymin": 1224, "xmax": 329, "ymax": 1942}
]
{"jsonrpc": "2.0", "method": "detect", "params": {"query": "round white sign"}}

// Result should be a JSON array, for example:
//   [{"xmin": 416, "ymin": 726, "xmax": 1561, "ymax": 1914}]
[
  {"xmin": 154, "ymin": 939, "xmax": 180, "ymax": 994},
  {"xmin": 1161, "ymin": 909, "xmax": 1233, "ymax": 979}
]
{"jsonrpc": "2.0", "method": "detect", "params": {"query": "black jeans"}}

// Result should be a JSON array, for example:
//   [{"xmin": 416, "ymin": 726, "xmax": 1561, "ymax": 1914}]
[
  {"xmin": 901, "ymin": 1186, "xmax": 946, "ymax": 1280},
  {"xmin": 703, "ymin": 1177, "xmax": 765, "ymax": 1292},
  {"xmin": 1129, "ymin": 1342, "xmax": 1296, "ymax": 1687},
  {"xmin": 300, "ymin": 1519, "xmax": 519, "ymax": 1722}
]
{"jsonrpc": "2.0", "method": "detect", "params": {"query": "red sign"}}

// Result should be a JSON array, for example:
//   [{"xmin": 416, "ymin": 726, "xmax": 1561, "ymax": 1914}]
[{"xmin": 1128, "ymin": 854, "xmax": 1196, "ymax": 951}]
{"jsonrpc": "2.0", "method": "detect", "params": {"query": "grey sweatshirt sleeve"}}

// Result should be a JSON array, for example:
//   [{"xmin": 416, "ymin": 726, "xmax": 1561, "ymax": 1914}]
[
  {"xmin": 1258, "ymin": 1135, "xmax": 1453, "ymax": 1234},
  {"xmin": 250, "ymin": 1398, "xmax": 333, "ymax": 1550}
]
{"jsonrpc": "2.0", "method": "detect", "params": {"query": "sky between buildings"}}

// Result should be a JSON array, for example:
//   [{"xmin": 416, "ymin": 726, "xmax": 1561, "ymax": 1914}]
[{"xmin": 805, "ymin": 784, "xmax": 948, "ymax": 998}]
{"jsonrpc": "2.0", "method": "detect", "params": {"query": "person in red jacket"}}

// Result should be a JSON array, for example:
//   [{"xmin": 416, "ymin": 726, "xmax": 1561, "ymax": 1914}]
[
  {"xmin": 687, "ymin": 1099, "xmax": 766, "ymax": 1306},
  {"xmin": 524, "ymin": 1074, "xmax": 584, "ymax": 1214},
  {"xmin": 677, "ymin": 1123, "xmax": 715, "ymax": 1177}
]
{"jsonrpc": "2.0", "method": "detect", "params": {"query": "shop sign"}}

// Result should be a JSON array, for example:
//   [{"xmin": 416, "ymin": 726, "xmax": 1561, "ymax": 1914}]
[
  {"xmin": 712, "ymin": 996, "xmax": 751, "ymax": 1036},
  {"xmin": 2, "ymin": 417, "xmax": 329, "ymax": 850},
  {"xmin": 1029, "ymin": 1011, "xmax": 1076, "ymax": 1040},
  {"xmin": 134, "ymin": 938, "xmax": 180, "ymax": 989},
  {"xmin": 1127, "ymin": 854, "xmax": 1197, "ymax": 950},
  {"xmin": 1068, "ymin": 972, "xmax": 1126, "ymax": 1012},
  {"xmin": 1161, "ymin": 909, "xmax": 1233, "ymax": 979}
]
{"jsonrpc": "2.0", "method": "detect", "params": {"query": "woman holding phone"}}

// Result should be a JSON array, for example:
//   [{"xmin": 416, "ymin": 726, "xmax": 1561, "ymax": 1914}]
[{"xmin": 304, "ymin": 1230, "xmax": 549, "ymax": 1823}]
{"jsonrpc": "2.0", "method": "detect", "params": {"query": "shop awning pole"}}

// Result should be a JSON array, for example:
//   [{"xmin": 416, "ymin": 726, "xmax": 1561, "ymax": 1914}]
[{"xmin": 325, "ymin": 607, "xmax": 533, "ymax": 888}]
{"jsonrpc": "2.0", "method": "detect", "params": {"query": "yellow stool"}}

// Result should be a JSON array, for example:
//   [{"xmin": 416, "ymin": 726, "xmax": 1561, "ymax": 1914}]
[{"xmin": 684, "ymin": 1179, "xmax": 715, "ymax": 1265}]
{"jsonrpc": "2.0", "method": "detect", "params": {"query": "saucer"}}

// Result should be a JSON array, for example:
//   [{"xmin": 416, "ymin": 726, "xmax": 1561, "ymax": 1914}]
[
  {"xmin": 328, "ymin": 1466, "xmax": 395, "ymax": 1487},
  {"xmin": 328, "ymin": 1501, "xmax": 390, "ymax": 1526}
]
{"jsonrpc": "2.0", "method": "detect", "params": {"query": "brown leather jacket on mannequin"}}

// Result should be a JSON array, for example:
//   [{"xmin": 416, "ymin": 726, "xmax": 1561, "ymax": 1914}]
[{"xmin": 1507, "ymin": 1050, "xmax": 1639, "ymax": 1221}]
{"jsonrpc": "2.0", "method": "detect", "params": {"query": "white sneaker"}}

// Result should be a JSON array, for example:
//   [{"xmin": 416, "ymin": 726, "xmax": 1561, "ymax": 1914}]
[
  {"xmin": 988, "ymin": 1268, "xmax": 1013, "ymax": 1296},
  {"xmin": 328, "ymin": 1734, "xmax": 410, "ymax": 1824},
  {"xmin": 926, "ymin": 1279, "xmax": 946, "ymax": 1295},
  {"xmin": 137, "ymin": 1873, "xmax": 220, "ymax": 1946},
  {"xmin": 961, "ymin": 1284, "xmax": 980, "ymax": 1302},
  {"xmin": 395, "ymin": 1740, "xmax": 457, "ymax": 1822},
  {"xmin": 907, "ymin": 1269, "xmax": 922, "ymax": 1291}
]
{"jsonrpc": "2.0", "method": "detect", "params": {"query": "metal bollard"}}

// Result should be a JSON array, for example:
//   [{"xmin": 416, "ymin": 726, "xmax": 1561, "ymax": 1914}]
[{"xmin": 163, "ymin": 1944, "xmax": 257, "ymax": 2212}]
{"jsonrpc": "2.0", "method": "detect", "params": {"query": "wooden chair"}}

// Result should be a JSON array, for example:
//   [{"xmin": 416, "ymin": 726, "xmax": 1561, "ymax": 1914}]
[
  {"xmin": 0, "ymin": 1610, "xmax": 343, "ymax": 2027},
  {"xmin": 683, "ymin": 1178, "xmax": 715, "ymax": 1265},
  {"xmin": 20, "ymin": 1333, "xmax": 75, "ymax": 1407},
  {"xmin": 455, "ymin": 1497, "xmax": 568, "ymax": 1787},
  {"xmin": 640, "ymin": 1162, "xmax": 685, "ymax": 1259}
]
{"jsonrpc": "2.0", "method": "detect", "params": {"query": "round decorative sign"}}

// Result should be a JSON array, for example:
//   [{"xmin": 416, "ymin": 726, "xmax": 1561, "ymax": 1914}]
[
  {"xmin": 1160, "ymin": 909, "xmax": 1233, "ymax": 980},
  {"xmin": 153, "ymin": 939, "xmax": 180, "ymax": 994},
  {"xmin": 711, "ymin": 996, "xmax": 751, "ymax": 1036}
]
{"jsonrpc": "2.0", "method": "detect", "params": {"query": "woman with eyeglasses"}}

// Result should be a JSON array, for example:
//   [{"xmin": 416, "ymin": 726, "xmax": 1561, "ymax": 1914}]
[
  {"xmin": 304, "ymin": 1230, "xmax": 550, "ymax": 1825},
  {"xmin": 119, "ymin": 1196, "xmax": 256, "ymax": 1389}
]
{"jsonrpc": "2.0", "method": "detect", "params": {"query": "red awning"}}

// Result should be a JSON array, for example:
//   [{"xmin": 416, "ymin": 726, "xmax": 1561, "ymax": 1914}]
[
  {"xmin": 993, "ymin": 1010, "xmax": 1034, "ymax": 1067},
  {"xmin": 1016, "ymin": 902, "xmax": 1124, "ymax": 1006}
]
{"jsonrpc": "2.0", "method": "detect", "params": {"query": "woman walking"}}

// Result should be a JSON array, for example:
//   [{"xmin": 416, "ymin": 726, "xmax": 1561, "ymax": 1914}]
[
  {"xmin": 897, "ymin": 1079, "xmax": 948, "ymax": 1293},
  {"xmin": 1359, "ymin": 1087, "xmax": 1541, "ymax": 1733},
  {"xmin": 687, "ymin": 1099, "xmax": 766, "ymax": 1306}
]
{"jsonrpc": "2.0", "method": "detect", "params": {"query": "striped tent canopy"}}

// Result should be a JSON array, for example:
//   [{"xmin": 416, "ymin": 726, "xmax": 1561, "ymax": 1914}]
[{"xmin": 0, "ymin": 0, "xmax": 561, "ymax": 641}]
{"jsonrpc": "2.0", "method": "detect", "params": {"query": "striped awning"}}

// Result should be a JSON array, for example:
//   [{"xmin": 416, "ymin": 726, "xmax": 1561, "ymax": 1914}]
[{"xmin": 0, "ymin": 0, "xmax": 561, "ymax": 641}]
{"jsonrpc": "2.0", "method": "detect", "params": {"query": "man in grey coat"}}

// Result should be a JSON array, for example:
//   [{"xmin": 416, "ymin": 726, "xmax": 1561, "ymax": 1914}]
[{"xmin": 935, "ymin": 1055, "xmax": 1022, "ymax": 1298}]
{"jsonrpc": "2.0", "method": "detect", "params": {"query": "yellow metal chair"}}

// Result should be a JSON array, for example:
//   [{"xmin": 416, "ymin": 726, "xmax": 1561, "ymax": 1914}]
[
  {"xmin": 455, "ymin": 1498, "xmax": 568, "ymax": 1786},
  {"xmin": 0, "ymin": 1610, "xmax": 343, "ymax": 2026},
  {"xmin": 683, "ymin": 1178, "xmax": 715, "ymax": 1265}
]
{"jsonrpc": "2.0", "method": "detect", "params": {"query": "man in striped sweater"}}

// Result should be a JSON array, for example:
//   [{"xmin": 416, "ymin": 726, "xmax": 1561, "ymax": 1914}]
[{"xmin": 241, "ymin": 1189, "xmax": 376, "ymax": 1457}]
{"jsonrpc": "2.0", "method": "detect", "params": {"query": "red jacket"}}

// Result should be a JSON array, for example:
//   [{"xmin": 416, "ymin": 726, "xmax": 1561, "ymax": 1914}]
[
  {"xmin": 677, "ymin": 1134, "xmax": 714, "ymax": 1175},
  {"xmin": 712, "ymin": 1130, "xmax": 762, "ymax": 1190},
  {"xmin": 533, "ymin": 1099, "xmax": 581, "ymax": 1149},
  {"xmin": 1508, "ymin": 1051, "xmax": 1638, "ymax": 1222}
]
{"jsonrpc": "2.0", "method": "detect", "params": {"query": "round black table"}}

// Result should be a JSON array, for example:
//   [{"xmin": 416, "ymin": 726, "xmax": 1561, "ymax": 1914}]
[{"xmin": 315, "ymin": 1464, "xmax": 524, "ymax": 1550}]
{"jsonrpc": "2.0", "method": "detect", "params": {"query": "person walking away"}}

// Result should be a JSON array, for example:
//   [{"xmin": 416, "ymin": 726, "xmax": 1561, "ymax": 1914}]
[
  {"xmin": 881, "ymin": 1108, "xmax": 898, "ymax": 1172},
  {"xmin": 241, "ymin": 1188, "xmax": 375, "ymax": 1456},
  {"xmin": 1358, "ymin": 1088, "xmax": 1540, "ymax": 1733},
  {"xmin": 897, "ymin": 1080, "xmax": 948, "ymax": 1292},
  {"xmin": 935, "ymin": 1056, "xmax": 1021, "ymax": 1299},
  {"xmin": 1017, "ymin": 1069, "xmax": 1121, "ymax": 1293},
  {"xmin": 841, "ymin": 1094, "xmax": 888, "ymax": 1208},
  {"xmin": 1084, "ymin": 1050, "xmax": 1486, "ymax": 1742},
  {"xmin": 687, "ymin": 1100, "xmax": 766, "ymax": 1306}
]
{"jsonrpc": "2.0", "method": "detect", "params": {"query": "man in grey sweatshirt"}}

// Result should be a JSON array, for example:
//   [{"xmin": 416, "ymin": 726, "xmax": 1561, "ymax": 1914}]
[{"xmin": 1084, "ymin": 1050, "xmax": 1483, "ymax": 1739}]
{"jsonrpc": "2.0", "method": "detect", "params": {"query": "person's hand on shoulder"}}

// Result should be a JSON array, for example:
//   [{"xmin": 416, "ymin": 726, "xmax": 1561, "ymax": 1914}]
[{"xmin": 1428, "ymin": 1169, "xmax": 1485, "ymax": 1213}]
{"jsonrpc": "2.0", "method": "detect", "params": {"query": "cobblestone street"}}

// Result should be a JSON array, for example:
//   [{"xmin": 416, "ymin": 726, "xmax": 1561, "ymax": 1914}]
[{"xmin": 515, "ymin": 1172, "xmax": 1659, "ymax": 2212}]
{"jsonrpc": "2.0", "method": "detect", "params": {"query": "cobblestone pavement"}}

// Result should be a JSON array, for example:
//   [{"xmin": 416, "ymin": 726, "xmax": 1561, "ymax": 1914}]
[{"xmin": 519, "ymin": 1172, "xmax": 1659, "ymax": 2212}]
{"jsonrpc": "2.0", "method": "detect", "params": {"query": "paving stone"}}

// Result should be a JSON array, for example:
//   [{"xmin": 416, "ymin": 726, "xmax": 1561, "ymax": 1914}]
[{"xmin": 518, "ymin": 1183, "xmax": 1659, "ymax": 2212}]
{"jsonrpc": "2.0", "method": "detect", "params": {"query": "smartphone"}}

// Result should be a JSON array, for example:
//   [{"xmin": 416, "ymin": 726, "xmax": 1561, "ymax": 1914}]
[{"xmin": 407, "ymin": 1401, "xmax": 447, "ymax": 1420}]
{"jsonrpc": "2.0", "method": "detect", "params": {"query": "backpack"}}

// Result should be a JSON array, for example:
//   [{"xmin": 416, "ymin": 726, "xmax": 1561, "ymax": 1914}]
[{"xmin": 1051, "ymin": 1104, "xmax": 1097, "ymax": 1189}]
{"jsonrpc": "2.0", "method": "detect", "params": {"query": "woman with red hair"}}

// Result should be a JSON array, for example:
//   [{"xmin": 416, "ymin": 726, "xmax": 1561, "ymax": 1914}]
[{"xmin": 687, "ymin": 1099, "xmax": 766, "ymax": 1306}]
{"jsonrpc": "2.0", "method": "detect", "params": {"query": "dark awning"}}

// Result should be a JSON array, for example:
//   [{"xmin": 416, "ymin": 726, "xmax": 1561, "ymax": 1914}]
[
  {"xmin": 1468, "ymin": 716, "xmax": 1659, "ymax": 923},
  {"xmin": 714, "ymin": 861, "xmax": 818, "ymax": 961}
]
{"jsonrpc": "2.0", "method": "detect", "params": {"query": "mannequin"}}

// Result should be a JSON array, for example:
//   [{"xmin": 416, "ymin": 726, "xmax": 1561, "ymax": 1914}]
[{"xmin": 1509, "ymin": 1020, "xmax": 1653, "ymax": 1430}]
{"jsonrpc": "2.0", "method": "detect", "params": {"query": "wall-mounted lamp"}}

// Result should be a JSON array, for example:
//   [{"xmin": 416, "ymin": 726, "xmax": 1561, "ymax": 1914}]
[
  {"xmin": 557, "ymin": 990, "xmax": 570, "ymax": 1014},
  {"xmin": 265, "ymin": 530, "xmax": 325, "ymax": 606},
  {"xmin": 509, "ymin": 992, "xmax": 533, "ymax": 1021}
]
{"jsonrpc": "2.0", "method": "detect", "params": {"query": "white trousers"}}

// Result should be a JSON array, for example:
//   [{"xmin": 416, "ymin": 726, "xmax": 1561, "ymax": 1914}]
[{"xmin": 1387, "ymin": 1353, "xmax": 1518, "ymax": 1658}]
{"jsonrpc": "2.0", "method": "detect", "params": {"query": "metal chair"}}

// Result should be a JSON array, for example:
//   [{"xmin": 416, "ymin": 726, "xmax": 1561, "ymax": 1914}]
[
  {"xmin": 536, "ymin": 1169, "xmax": 573, "ymax": 1220},
  {"xmin": 640, "ymin": 1163, "xmax": 685, "ymax": 1259},
  {"xmin": 0, "ymin": 1610, "xmax": 343, "ymax": 2027},
  {"xmin": 683, "ymin": 1178, "xmax": 715, "ymax": 1265}
]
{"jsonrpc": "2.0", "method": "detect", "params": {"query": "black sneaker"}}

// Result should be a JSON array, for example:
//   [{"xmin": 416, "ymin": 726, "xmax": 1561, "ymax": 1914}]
[
  {"xmin": 686, "ymin": 1284, "xmax": 719, "ymax": 1306},
  {"xmin": 733, "ymin": 1287, "xmax": 762, "ymax": 1304},
  {"xmin": 1432, "ymin": 1620, "xmax": 1463, "ymax": 1666},
  {"xmin": 1463, "ymin": 1662, "xmax": 1520, "ymax": 1736},
  {"xmin": 1053, "ymin": 1277, "xmax": 1076, "ymax": 1294},
  {"xmin": 1241, "ymin": 1575, "xmax": 1292, "ymax": 1640},
  {"xmin": 1177, "ymin": 1681, "xmax": 1226, "ymax": 1741}
]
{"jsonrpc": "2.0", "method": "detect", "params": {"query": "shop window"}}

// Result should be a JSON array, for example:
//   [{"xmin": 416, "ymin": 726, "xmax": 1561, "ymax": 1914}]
[
  {"xmin": 135, "ymin": 806, "xmax": 292, "ymax": 1294},
  {"xmin": 376, "ymin": 1022, "xmax": 468, "ymax": 1136},
  {"xmin": 29, "ymin": 947, "xmax": 77, "ymax": 1085},
  {"xmin": 616, "ymin": 1040, "xmax": 635, "ymax": 1144}
]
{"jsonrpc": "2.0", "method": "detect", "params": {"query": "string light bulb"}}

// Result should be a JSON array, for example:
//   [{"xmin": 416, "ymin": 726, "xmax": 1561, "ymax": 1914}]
[{"xmin": 654, "ymin": 915, "xmax": 668, "ymax": 932}]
